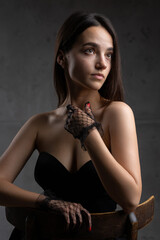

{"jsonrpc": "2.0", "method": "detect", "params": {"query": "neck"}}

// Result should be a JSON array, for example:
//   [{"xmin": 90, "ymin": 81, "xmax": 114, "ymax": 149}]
[
  {"xmin": 65, "ymin": 89, "xmax": 103, "ymax": 111},
  {"xmin": 59, "ymin": 78, "xmax": 109, "ymax": 113}
]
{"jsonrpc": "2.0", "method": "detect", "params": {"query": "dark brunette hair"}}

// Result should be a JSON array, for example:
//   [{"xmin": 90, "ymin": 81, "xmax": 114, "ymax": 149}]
[{"xmin": 53, "ymin": 11, "xmax": 124, "ymax": 106}]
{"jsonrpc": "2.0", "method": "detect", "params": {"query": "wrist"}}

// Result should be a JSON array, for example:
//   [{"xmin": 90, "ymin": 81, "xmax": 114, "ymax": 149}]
[
  {"xmin": 84, "ymin": 128, "xmax": 100, "ymax": 147},
  {"xmin": 80, "ymin": 125, "xmax": 98, "ymax": 151},
  {"xmin": 36, "ymin": 194, "xmax": 52, "ymax": 210}
]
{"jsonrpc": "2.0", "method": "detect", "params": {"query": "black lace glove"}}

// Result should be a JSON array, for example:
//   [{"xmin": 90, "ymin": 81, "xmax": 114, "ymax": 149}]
[
  {"xmin": 64, "ymin": 102, "xmax": 103, "ymax": 150},
  {"xmin": 36, "ymin": 193, "xmax": 92, "ymax": 232}
]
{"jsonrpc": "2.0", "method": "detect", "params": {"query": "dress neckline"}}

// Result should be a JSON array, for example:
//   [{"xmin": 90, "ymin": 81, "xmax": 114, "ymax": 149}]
[{"xmin": 39, "ymin": 152, "xmax": 92, "ymax": 174}]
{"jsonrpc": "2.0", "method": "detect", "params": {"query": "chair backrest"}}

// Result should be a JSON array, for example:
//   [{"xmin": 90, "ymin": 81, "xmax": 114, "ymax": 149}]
[{"xmin": 5, "ymin": 195, "xmax": 154, "ymax": 240}]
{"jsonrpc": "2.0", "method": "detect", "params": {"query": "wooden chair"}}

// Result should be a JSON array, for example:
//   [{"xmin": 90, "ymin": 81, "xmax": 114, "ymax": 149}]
[{"xmin": 5, "ymin": 195, "xmax": 154, "ymax": 240}]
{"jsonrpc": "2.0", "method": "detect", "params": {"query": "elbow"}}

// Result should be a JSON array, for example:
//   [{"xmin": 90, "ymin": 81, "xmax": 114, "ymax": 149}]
[
  {"xmin": 121, "ymin": 197, "xmax": 141, "ymax": 214},
  {"xmin": 122, "ymin": 186, "xmax": 142, "ymax": 213},
  {"xmin": 123, "ymin": 203, "xmax": 137, "ymax": 214}
]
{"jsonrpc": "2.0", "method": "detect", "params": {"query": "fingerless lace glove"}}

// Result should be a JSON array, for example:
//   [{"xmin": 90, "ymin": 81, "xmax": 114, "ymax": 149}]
[
  {"xmin": 64, "ymin": 102, "xmax": 103, "ymax": 150},
  {"xmin": 36, "ymin": 191, "xmax": 92, "ymax": 232}
]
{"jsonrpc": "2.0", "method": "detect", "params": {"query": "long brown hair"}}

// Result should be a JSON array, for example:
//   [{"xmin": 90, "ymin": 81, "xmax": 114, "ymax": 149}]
[{"xmin": 53, "ymin": 11, "xmax": 124, "ymax": 107}]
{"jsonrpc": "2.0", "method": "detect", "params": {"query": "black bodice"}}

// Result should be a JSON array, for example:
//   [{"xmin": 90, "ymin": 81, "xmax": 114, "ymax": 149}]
[{"xmin": 34, "ymin": 152, "xmax": 116, "ymax": 213}]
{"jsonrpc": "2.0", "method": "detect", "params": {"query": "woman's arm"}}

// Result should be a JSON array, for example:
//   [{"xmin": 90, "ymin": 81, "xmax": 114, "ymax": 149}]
[
  {"xmin": 0, "ymin": 115, "xmax": 40, "ymax": 207},
  {"xmin": 0, "ymin": 113, "xmax": 92, "ymax": 228},
  {"xmin": 84, "ymin": 102, "xmax": 142, "ymax": 213}
]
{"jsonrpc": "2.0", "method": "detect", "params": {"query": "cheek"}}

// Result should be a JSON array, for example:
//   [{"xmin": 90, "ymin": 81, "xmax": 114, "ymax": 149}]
[
  {"xmin": 108, "ymin": 63, "xmax": 112, "ymax": 72},
  {"xmin": 106, "ymin": 61, "xmax": 112, "ymax": 74},
  {"xmin": 67, "ymin": 57, "xmax": 89, "ymax": 80}
]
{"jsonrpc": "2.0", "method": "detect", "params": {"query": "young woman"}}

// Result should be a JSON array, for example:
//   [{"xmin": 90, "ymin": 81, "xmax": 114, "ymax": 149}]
[{"xmin": 0, "ymin": 12, "xmax": 142, "ymax": 239}]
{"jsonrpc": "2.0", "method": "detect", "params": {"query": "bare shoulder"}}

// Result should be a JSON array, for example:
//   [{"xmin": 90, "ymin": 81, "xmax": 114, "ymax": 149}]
[
  {"xmin": 104, "ymin": 101, "xmax": 134, "ymax": 120},
  {"xmin": 106, "ymin": 101, "xmax": 133, "ymax": 114},
  {"xmin": 25, "ymin": 109, "xmax": 58, "ymax": 128},
  {"xmin": 103, "ymin": 101, "xmax": 135, "ymax": 132}
]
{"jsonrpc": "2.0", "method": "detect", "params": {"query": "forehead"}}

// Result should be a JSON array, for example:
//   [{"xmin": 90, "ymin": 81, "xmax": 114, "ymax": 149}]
[{"xmin": 75, "ymin": 26, "xmax": 113, "ymax": 49}]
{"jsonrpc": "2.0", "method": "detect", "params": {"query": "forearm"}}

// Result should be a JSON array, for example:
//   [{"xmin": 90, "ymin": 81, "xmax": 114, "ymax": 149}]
[
  {"xmin": 85, "ymin": 129, "xmax": 141, "ymax": 212},
  {"xmin": 0, "ymin": 178, "xmax": 40, "ymax": 208}
]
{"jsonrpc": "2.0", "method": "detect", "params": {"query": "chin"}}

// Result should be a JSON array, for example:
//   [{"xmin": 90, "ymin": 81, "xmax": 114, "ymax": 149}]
[
  {"xmin": 88, "ymin": 82, "xmax": 104, "ymax": 90},
  {"xmin": 74, "ymin": 79, "xmax": 104, "ymax": 91}
]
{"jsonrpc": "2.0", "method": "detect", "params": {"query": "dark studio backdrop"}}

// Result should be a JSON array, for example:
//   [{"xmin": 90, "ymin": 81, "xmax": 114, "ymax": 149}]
[{"xmin": 0, "ymin": 0, "xmax": 159, "ymax": 239}]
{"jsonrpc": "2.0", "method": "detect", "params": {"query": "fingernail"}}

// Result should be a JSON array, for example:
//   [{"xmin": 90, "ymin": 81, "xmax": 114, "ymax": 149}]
[
  {"xmin": 85, "ymin": 102, "xmax": 90, "ymax": 108},
  {"xmin": 89, "ymin": 226, "xmax": 92, "ymax": 232}
]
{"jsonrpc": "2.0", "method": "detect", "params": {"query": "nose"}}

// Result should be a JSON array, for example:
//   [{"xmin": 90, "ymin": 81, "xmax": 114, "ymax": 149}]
[{"xmin": 95, "ymin": 55, "xmax": 107, "ymax": 70}]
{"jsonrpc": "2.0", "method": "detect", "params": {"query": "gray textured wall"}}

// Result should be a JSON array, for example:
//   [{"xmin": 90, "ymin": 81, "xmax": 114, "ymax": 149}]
[{"xmin": 0, "ymin": 0, "xmax": 159, "ymax": 239}]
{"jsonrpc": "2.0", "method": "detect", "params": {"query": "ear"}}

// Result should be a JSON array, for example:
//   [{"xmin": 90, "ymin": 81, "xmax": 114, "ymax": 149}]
[{"xmin": 57, "ymin": 50, "xmax": 66, "ymax": 69}]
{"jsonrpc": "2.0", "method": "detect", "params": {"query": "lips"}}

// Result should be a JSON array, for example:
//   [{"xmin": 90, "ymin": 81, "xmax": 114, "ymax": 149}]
[{"xmin": 91, "ymin": 73, "xmax": 105, "ymax": 79}]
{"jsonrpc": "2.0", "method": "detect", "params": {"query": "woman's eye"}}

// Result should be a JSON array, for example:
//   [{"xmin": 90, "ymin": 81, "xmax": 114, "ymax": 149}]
[
  {"xmin": 106, "ymin": 53, "xmax": 112, "ymax": 60},
  {"xmin": 84, "ymin": 48, "xmax": 95, "ymax": 54}
]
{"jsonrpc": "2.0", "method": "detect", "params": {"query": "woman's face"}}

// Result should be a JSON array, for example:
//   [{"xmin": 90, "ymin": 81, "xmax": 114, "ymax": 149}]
[{"xmin": 64, "ymin": 25, "xmax": 113, "ymax": 91}]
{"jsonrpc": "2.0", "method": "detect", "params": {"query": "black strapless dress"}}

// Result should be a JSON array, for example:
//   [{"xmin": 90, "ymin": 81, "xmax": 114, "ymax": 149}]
[
  {"xmin": 9, "ymin": 152, "xmax": 117, "ymax": 239},
  {"xmin": 35, "ymin": 152, "xmax": 117, "ymax": 213}
]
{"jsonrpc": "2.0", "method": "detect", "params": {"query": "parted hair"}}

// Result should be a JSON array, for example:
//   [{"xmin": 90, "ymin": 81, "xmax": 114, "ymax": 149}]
[{"xmin": 53, "ymin": 11, "xmax": 124, "ymax": 106}]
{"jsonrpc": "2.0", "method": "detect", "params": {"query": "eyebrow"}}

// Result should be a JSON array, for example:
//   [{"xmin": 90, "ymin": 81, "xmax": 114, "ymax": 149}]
[{"xmin": 82, "ymin": 42, "xmax": 114, "ymax": 51}]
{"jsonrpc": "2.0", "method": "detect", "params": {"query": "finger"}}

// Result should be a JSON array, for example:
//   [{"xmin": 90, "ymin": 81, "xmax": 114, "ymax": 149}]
[
  {"xmin": 85, "ymin": 102, "xmax": 95, "ymax": 120},
  {"xmin": 66, "ymin": 108, "xmax": 74, "ymax": 122},
  {"xmin": 67, "ymin": 104, "xmax": 85, "ymax": 115},
  {"xmin": 75, "ymin": 208, "xmax": 83, "ymax": 232},
  {"xmin": 70, "ymin": 210, "xmax": 77, "ymax": 226},
  {"xmin": 76, "ymin": 208, "xmax": 83, "ymax": 226},
  {"xmin": 68, "ymin": 203, "xmax": 75, "ymax": 225},
  {"xmin": 66, "ymin": 104, "xmax": 76, "ymax": 112},
  {"xmin": 67, "ymin": 206, "xmax": 79, "ymax": 233},
  {"xmin": 70, "ymin": 208, "xmax": 82, "ymax": 233},
  {"xmin": 63, "ymin": 210, "xmax": 70, "ymax": 232},
  {"xmin": 85, "ymin": 101, "xmax": 91, "ymax": 109},
  {"xmin": 81, "ymin": 207, "xmax": 92, "ymax": 232}
]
